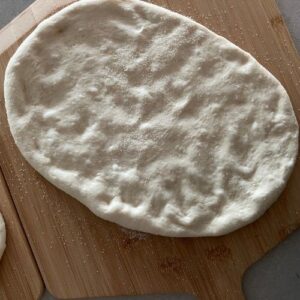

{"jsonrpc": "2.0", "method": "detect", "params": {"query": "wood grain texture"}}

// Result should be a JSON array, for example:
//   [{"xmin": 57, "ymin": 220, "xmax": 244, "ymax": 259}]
[
  {"xmin": 0, "ymin": 0, "xmax": 299, "ymax": 299},
  {"xmin": 0, "ymin": 168, "xmax": 43, "ymax": 299}
]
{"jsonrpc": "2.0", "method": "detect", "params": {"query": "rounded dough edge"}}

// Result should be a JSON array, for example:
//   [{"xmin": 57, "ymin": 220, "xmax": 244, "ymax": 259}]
[{"xmin": 4, "ymin": 0, "xmax": 299, "ymax": 236}]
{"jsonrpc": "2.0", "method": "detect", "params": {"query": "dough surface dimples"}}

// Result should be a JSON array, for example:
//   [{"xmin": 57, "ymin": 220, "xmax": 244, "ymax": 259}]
[{"xmin": 4, "ymin": 0, "xmax": 299, "ymax": 236}]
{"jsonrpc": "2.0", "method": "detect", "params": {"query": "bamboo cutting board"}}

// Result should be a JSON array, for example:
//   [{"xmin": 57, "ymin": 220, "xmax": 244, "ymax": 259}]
[
  {"xmin": 0, "ymin": 169, "xmax": 43, "ymax": 299},
  {"xmin": 0, "ymin": 0, "xmax": 300, "ymax": 299}
]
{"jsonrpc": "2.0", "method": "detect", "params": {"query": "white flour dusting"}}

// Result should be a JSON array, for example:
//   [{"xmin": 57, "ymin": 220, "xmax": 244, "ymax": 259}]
[{"xmin": 121, "ymin": 227, "xmax": 148, "ymax": 240}]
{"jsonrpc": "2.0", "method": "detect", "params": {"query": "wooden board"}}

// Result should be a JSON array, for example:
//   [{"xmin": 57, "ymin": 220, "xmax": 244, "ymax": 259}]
[
  {"xmin": 0, "ymin": 0, "xmax": 299, "ymax": 299},
  {"xmin": 0, "ymin": 168, "xmax": 43, "ymax": 299}
]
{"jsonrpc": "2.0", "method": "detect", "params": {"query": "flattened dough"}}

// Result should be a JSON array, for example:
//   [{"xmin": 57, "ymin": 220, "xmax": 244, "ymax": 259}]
[{"xmin": 4, "ymin": 0, "xmax": 299, "ymax": 236}]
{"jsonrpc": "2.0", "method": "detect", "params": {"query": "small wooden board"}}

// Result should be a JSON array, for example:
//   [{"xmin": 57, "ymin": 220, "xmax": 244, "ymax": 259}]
[
  {"xmin": 0, "ymin": 0, "xmax": 299, "ymax": 299},
  {"xmin": 0, "ymin": 169, "xmax": 43, "ymax": 299}
]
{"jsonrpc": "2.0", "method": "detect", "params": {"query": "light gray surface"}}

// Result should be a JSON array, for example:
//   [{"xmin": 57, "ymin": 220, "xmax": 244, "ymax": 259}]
[
  {"xmin": 0, "ymin": 0, "xmax": 33, "ymax": 27},
  {"xmin": 243, "ymin": 229, "xmax": 300, "ymax": 300},
  {"xmin": 276, "ymin": 0, "xmax": 300, "ymax": 51},
  {"xmin": 1, "ymin": 1, "xmax": 300, "ymax": 300}
]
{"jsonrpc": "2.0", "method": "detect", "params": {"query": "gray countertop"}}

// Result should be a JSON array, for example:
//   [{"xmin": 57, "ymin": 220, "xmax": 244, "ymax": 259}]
[{"xmin": 0, "ymin": 1, "xmax": 300, "ymax": 299}]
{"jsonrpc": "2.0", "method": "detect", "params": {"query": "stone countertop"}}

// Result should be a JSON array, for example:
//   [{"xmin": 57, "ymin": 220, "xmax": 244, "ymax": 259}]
[{"xmin": 0, "ymin": 1, "xmax": 299, "ymax": 300}]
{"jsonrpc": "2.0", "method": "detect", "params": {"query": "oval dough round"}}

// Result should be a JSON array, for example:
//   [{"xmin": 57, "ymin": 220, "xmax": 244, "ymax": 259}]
[
  {"xmin": 4, "ymin": 0, "xmax": 299, "ymax": 236},
  {"xmin": 0, "ymin": 213, "xmax": 6, "ymax": 259}
]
